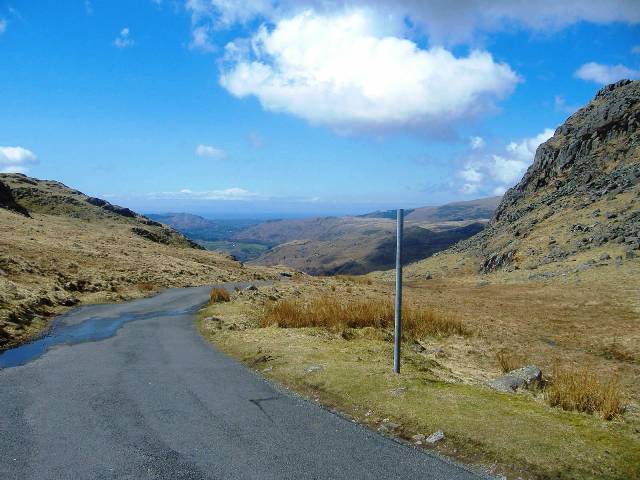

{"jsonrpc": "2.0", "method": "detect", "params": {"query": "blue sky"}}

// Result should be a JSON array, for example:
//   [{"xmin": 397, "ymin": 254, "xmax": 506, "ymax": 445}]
[{"xmin": 1, "ymin": 1, "xmax": 639, "ymax": 218}]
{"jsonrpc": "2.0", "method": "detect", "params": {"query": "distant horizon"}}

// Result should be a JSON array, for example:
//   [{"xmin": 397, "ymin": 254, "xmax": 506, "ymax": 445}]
[{"xmin": 140, "ymin": 194, "xmax": 501, "ymax": 221}]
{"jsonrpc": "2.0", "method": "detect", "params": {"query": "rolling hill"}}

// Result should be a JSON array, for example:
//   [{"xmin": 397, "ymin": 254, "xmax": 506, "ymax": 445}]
[
  {"xmin": 235, "ymin": 198, "xmax": 499, "ymax": 275},
  {"xmin": 0, "ymin": 174, "xmax": 269, "ymax": 349}
]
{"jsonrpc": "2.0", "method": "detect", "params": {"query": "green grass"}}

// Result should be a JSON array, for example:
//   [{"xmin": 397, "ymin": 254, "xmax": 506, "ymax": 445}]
[
  {"xmin": 198, "ymin": 302, "xmax": 640, "ymax": 480},
  {"xmin": 196, "ymin": 240, "xmax": 269, "ymax": 261}
]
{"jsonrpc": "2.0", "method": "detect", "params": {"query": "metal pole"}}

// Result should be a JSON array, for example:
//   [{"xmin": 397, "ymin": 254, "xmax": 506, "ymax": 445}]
[{"xmin": 394, "ymin": 208, "xmax": 403, "ymax": 374}]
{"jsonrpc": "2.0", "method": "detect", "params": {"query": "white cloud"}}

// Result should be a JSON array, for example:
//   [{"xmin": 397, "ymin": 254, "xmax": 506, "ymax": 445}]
[
  {"xmin": 457, "ymin": 128, "xmax": 554, "ymax": 194},
  {"xmin": 0, "ymin": 146, "xmax": 38, "ymax": 173},
  {"xmin": 505, "ymin": 128, "xmax": 555, "ymax": 163},
  {"xmin": 153, "ymin": 187, "xmax": 257, "ymax": 201},
  {"xmin": 575, "ymin": 62, "xmax": 640, "ymax": 85},
  {"xmin": 460, "ymin": 166, "xmax": 483, "ymax": 183},
  {"xmin": 0, "ymin": 18, "xmax": 6, "ymax": 34},
  {"xmin": 189, "ymin": 25, "xmax": 215, "ymax": 52},
  {"xmin": 186, "ymin": 1, "xmax": 640, "ymax": 45},
  {"xmin": 469, "ymin": 136, "xmax": 485, "ymax": 150},
  {"xmin": 114, "ymin": 27, "xmax": 134, "ymax": 48},
  {"xmin": 195, "ymin": 144, "xmax": 226, "ymax": 158},
  {"xmin": 632, "ymin": 45, "xmax": 640, "ymax": 54},
  {"xmin": 84, "ymin": 1, "xmax": 93, "ymax": 15},
  {"xmin": 219, "ymin": 9, "xmax": 519, "ymax": 134}
]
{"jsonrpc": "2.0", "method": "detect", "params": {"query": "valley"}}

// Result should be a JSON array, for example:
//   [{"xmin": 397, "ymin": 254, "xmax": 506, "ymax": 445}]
[{"xmin": 152, "ymin": 197, "xmax": 499, "ymax": 274}]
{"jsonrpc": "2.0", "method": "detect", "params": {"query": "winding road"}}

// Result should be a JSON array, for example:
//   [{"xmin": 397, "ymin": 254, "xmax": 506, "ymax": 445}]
[{"xmin": 0, "ymin": 285, "xmax": 488, "ymax": 479}]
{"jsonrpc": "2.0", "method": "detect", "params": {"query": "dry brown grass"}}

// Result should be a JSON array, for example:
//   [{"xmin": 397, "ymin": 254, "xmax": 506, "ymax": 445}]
[
  {"xmin": 335, "ymin": 275, "xmax": 373, "ymax": 286},
  {"xmin": 495, "ymin": 350, "xmax": 528, "ymax": 373},
  {"xmin": 209, "ymin": 287, "xmax": 231, "ymax": 304},
  {"xmin": 545, "ymin": 364, "xmax": 624, "ymax": 420},
  {"xmin": 597, "ymin": 338, "xmax": 637, "ymax": 363},
  {"xmin": 135, "ymin": 281, "xmax": 156, "ymax": 292},
  {"xmin": 260, "ymin": 295, "xmax": 468, "ymax": 340}
]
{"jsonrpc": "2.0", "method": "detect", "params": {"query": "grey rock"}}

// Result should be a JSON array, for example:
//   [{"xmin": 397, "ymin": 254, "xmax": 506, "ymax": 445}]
[
  {"xmin": 377, "ymin": 421, "xmax": 401, "ymax": 434},
  {"xmin": 489, "ymin": 365, "xmax": 542, "ymax": 393},
  {"xmin": 489, "ymin": 375, "xmax": 526, "ymax": 393},
  {"xmin": 424, "ymin": 430, "xmax": 445, "ymax": 444},
  {"xmin": 245, "ymin": 284, "xmax": 258, "ymax": 291},
  {"xmin": 508, "ymin": 365, "xmax": 543, "ymax": 387},
  {"xmin": 411, "ymin": 434, "xmax": 426, "ymax": 443},
  {"xmin": 423, "ymin": 272, "xmax": 432, "ymax": 280},
  {"xmin": 304, "ymin": 364, "xmax": 323, "ymax": 373},
  {"xmin": 389, "ymin": 387, "xmax": 407, "ymax": 397},
  {"xmin": 599, "ymin": 253, "xmax": 611, "ymax": 261}
]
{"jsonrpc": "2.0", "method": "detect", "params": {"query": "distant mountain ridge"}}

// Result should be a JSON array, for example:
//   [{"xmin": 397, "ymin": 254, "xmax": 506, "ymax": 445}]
[{"xmin": 236, "ymin": 197, "xmax": 499, "ymax": 275}]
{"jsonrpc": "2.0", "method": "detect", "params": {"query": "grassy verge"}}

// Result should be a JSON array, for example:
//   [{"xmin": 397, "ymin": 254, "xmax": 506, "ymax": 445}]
[{"xmin": 197, "ymin": 295, "xmax": 640, "ymax": 480}]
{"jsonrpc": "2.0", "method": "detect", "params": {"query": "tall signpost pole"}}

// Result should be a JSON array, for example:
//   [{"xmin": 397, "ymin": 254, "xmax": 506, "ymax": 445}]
[{"xmin": 394, "ymin": 209, "xmax": 403, "ymax": 374}]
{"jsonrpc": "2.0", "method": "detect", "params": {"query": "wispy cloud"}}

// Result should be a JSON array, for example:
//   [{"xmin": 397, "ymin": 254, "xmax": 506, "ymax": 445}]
[
  {"xmin": 150, "ymin": 187, "xmax": 258, "ymax": 201},
  {"xmin": 554, "ymin": 95, "xmax": 580, "ymax": 114},
  {"xmin": 0, "ymin": 18, "xmax": 7, "ymax": 34},
  {"xmin": 457, "ymin": 128, "xmax": 554, "ymax": 196},
  {"xmin": 189, "ymin": 25, "xmax": 215, "ymax": 52},
  {"xmin": 575, "ymin": 62, "xmax": 640, "ymax": 84},
  {"xmin": 0, "ymin": 146, "xmax": 38, "ymax": 173},
  {"xmin": 195, "ymin": 144, "xmax": 226, "ymax": 158},
  {"xmin": 186, "ymin": 1, "xmax": 640, "ymax": 46},
  {"xmin": 469, "ymin": 136, "xmax": 485, "ymax": 150},
  {"xmin": 114, "ymin": 27, "xmax": 134, "ymax": 48}
]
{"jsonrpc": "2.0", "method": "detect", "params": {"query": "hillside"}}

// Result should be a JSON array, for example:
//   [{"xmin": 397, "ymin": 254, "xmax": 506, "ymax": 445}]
[
  {"xmin": 253, "ymin": 222, "xmax": 485, "ymax": 275},
  {"xmin": 400, "ymin": 79, "xmax": 640, "ymax": 281},
  {"xmin": 236, "ymin": 198, "xmax": 497, "ymax": 275},
  {"xmin": 0, "ymin": 174, "xmax": 270, "ymax": 349}
]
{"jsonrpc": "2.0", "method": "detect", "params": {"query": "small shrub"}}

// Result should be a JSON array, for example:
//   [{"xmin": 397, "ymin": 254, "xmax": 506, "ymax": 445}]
[
  {"xmin": 209, "ymin": 287, "xmax": 230, "ymax": 304},
  {"xmin": 135, "ymin": 281, "xmax": 156, "ymax": 292},
  {"xmin": 545, "ymin": 364, "xmax": 624, "ymax": 420},
  {"xmin": 261, "ymin": 296, "xmax": 468, "ymax": 340},
  {"xmin": 495, "ymin": 350, "xmax": 527, "ymax": 373}
]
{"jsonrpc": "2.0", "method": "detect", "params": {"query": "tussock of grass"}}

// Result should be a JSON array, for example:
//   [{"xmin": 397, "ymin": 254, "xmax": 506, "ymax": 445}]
[
  {"xmin": 545, "ymin": 364, "xmax": 624, "ymax": 420},
  {"xmin": 598, "ymin": 338, "xmax": 636, "ymax": 363},
  {"xmin": 261, "ymin": 296, "xmax": 468, "ymax": 340},
  {"xmin": 135, "ymin": 281, "xmax": 156, "ymax": 292},
  {"xmin": 209, "ymin": 287, "xmax": 231, "ymax": 304},
  {"xmin": 495, "ymin": 350, "xmax": 527, "ymax": 373}
]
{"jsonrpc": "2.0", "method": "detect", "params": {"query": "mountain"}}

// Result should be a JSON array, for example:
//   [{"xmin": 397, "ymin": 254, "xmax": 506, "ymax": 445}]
[
  {"xmin": 405, "ymin": 197, "xmax": 501, "ymax": 223},
  {"xmin": 0, "ymin": 174, "xmax": 259, "ymax": 349},
  {"xmin": 404, "ymin": 79, "xmax": 640, "ymax": 280},
  {"xmin": 252, "ymin": 222, "xmax": 485, "ymax": 275},
  {"xmin": 236, "ymin": 197, "xmax": 498, "ymax": 275}
]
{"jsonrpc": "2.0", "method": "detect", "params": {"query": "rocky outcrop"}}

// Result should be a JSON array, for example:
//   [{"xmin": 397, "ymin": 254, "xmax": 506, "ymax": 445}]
[
  {"xmin": 457, "ymin": 80, "xmax": 640, "ymax": 272},
  {"xmin": 0, "ymin": 181, "xmax": 30, "ymax": 217}
]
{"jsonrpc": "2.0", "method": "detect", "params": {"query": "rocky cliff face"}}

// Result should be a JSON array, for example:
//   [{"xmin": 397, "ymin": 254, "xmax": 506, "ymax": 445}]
[{"xmin": 458, "ymin": 80, "xmax": 640, "ymax": 273}]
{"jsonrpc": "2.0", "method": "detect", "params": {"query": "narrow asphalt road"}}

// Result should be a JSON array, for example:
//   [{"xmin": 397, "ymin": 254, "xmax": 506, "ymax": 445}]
[{"xmin": 0, "ymin": 286, "xmax": 489, "ymax": 480}]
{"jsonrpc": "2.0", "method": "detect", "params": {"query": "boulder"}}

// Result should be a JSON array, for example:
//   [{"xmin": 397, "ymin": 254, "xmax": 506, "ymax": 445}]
[
  {"xmin": 425, "ymin": 430, "xmax": 445, "ymax": 444},
  {"xmin": 489, "ymin": 365, "xmax": 542, "ymax": 393}
]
